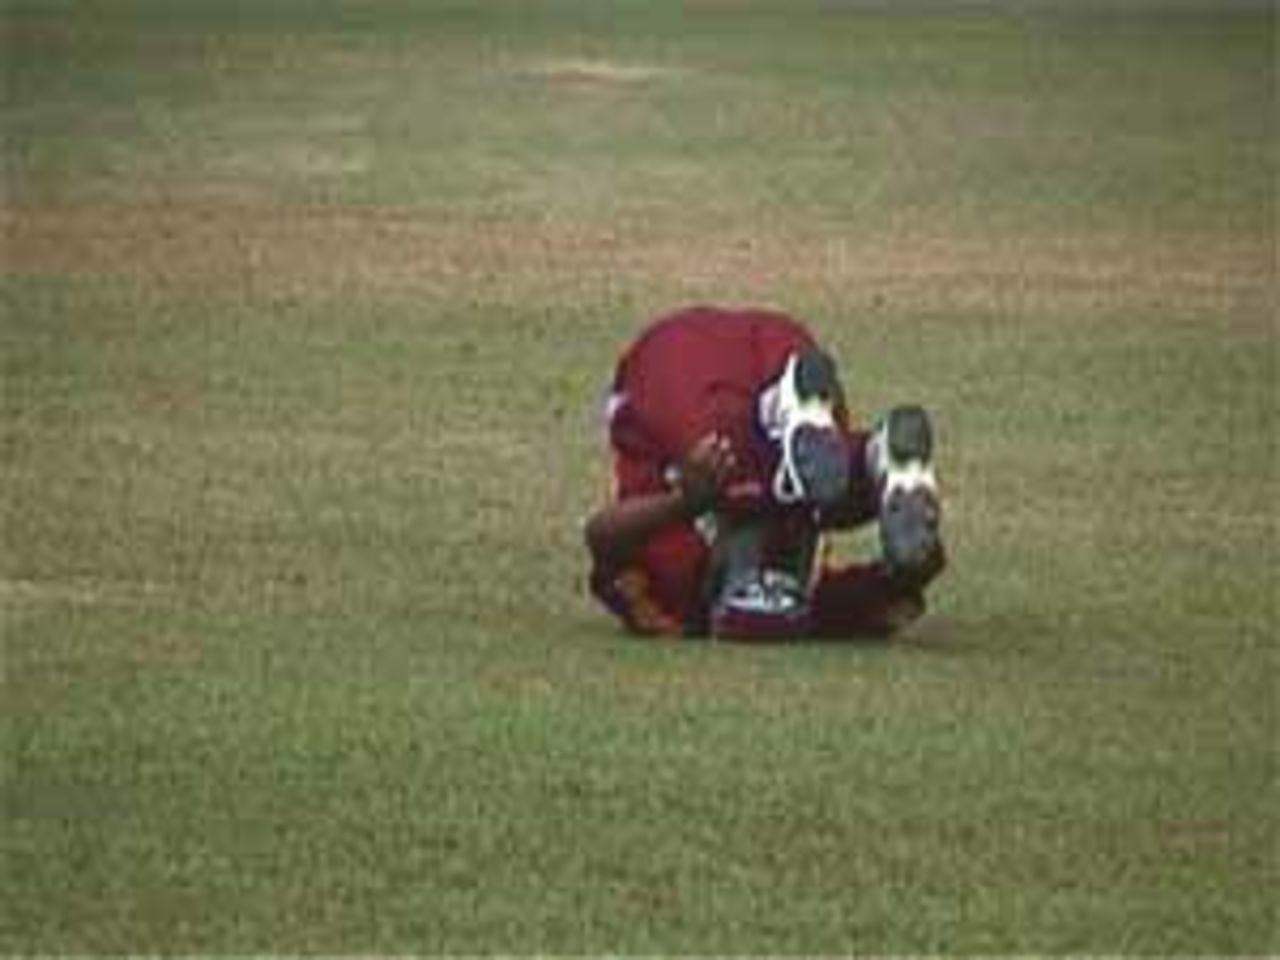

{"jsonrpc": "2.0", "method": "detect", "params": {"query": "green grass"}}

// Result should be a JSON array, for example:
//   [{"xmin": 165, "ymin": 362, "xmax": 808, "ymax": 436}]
[{"xmin": 3, "ymin": 0, "xmax": 1276, "ymax": 952}]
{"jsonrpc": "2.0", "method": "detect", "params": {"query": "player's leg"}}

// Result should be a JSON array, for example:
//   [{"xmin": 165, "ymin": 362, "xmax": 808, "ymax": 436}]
[
  {"xmin": 807, "ymin": 405, "xmax": 946, "ymax": 640},
  {"xmin": 705, "ymin": 514, "xmax": 816, "ymax": 641}
]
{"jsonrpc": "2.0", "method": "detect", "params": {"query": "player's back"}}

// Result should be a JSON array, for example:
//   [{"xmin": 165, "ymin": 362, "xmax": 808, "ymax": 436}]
[{"xmin": 613, "ymin": 305, "xmax": 817, "ymax": 458}]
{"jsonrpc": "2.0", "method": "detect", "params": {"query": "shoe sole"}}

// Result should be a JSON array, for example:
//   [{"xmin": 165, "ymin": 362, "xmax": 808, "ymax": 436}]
[
  {"xmin": 884, "ymin": 404, "xmax": 933, "ymax": 467},
  {"xmin": 879, "ymin": 406, "xmax": 941, "ymax": 580},
  {"xmin": 881, "ymin": 486, "xmax": 942, "ymax": 580},
  {"xmin": 793, "ymin": 347, "xmax": 845, "ymax": 409}
]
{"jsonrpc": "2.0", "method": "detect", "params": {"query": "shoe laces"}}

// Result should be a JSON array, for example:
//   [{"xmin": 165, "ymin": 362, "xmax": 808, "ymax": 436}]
[{"xmin": 758, "ymin": 354, "xmax": 838, "ymax": 505}]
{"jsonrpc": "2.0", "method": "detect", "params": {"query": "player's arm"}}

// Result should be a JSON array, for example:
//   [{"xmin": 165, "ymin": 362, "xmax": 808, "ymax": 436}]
[{"xmin": 585, "ymin": 433, "xmax": 736, "ymax": 570}]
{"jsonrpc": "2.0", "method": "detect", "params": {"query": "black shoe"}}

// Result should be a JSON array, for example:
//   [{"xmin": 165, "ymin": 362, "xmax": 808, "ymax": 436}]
[
  {"xmin": 772, "ymin": 348, "xmax": 850, "ymax": 508},
  {"xmin": 871, "ymin": 406, "xmax": 943, "ymax": 583},
  {"xmin": 793, "ymin": 346, "xmax": 845, "ymax": 409}
]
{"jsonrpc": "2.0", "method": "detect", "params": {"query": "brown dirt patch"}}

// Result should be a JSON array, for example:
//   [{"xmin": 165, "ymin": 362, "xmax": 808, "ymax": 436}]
[
  {"xmin": 518, "ymin": 58, "xmax": 685, "ymax": 87},
  {"xmin": 3, "ymin": 199, "xmax": 1272, "ymax": 329}
]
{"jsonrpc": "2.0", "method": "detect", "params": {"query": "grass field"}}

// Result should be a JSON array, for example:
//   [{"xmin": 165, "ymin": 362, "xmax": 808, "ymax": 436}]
[{"xmin": 2, "ymin": 0, "xmax": 1276, "ymax": 953}]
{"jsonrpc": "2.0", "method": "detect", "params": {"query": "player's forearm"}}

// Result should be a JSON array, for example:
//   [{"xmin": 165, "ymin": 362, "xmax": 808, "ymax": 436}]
[{"xmin": 584, "ymin": 490, "xmax": 699, "ymax": 570}]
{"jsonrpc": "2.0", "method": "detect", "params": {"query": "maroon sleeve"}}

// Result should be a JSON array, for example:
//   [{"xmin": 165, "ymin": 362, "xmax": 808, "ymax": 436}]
[
  {"xmin": 609, "ymin": 421, "xmax": 664, "ymax": 500},
  {"xmin": 586, "ymin": 397, "xmax": 707, "ymax": 635},
  {"xmin": 590, "ymin": 523, "xmax": 708, "ymax": 636}
]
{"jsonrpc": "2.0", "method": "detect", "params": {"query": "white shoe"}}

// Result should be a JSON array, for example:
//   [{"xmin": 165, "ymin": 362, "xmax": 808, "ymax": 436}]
[{"xmin": 868, "ymin": 406, "xmax": 943, "ymax": 581}]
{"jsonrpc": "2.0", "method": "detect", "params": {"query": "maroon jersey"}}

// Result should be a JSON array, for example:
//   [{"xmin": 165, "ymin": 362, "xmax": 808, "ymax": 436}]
[
  {"xmin": 592, "ymin": 306, "xmax": 829, "ymax": 634},
  {"xmin": 608, "ymin": 305, "xmax": 821, "ymax": 492}
]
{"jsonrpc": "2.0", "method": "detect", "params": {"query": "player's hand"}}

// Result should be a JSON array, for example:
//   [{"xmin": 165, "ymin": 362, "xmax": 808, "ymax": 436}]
[{"xmin": 678, "ymin": 432, "xmax": 737, "ymax": 514}]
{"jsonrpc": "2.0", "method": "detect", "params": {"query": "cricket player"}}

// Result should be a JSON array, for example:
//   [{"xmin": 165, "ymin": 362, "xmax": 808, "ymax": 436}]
[{"xmin": 585, "ymin": 304, "xmax": 946, "ymax": 641}]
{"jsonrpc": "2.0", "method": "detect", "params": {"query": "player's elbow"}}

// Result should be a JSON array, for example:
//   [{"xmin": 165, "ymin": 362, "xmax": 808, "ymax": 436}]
[
  {"xmin": 583, "ymin": 509, "xmax": 612, "ymax": 564},
  {"xmin": 583, "ymin": 506, "xmax": 627, "ymax": 570}
]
